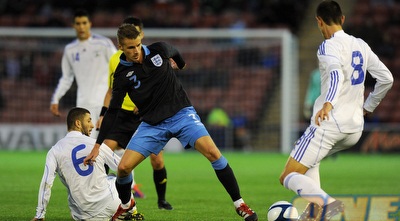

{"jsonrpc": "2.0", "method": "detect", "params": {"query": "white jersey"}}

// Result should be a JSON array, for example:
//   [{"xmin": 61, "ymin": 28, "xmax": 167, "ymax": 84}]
[
  {"xmin": 34, "ymin": 131, "xmax": 121, "ymax": 220},
  {"xmin": 51, "ymin": 33, "xmax": 117, "ymax": 110},
  {"xmin": 312, "ymin": 30, "xmax": 393, "ymax": 133}
]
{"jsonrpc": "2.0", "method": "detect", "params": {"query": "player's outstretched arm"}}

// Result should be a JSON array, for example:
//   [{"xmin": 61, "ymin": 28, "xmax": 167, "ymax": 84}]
[{"xmin": 83, "ymin": 143, "xmax": 101, "ymax": 165}]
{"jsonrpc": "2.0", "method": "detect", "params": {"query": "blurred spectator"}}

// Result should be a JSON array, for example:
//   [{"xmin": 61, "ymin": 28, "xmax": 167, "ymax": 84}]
[
  {"xmin": 231, "ymin": 108, "xmax": 252, "ymax": 151},
  {"xmin": 5, "ymin": 51, "xmax": 21, "ymax": 80},
  {"xmin": 0, "ymin": 0, "xmax": 309, "ymax": 33},
  {"xmin": 206, "ymin": 105, "xmax": 231, "ymax": 149},
  {"xmin": 0, "ymin": 89, "xmax": 4, "ymax": 111},
  {"xmin": 303, "ymin": 68, "xmax": 320, "ymax": 121}
]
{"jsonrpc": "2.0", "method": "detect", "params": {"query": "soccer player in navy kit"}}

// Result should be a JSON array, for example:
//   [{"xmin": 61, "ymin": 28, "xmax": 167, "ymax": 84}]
[
  {"xmin": 84, "ymin": 24, "xmax": 258, "ymax": 221},
  {"xmin": 99, "ymin": 16, "xmax": 173, "ymax": 210}
]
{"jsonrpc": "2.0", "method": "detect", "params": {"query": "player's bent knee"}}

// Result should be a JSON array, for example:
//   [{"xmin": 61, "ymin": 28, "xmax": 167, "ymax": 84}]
[
  {"xmin": 279, "ymin": 173, "xmax": 286, "ymax": 186},
  {"xmin": 118, "ymin": 163, "xmax": 133, "ymax": 176},
  {"xmin": 150, "ymin": 154, "xmax": 164, "ymax": 169}
]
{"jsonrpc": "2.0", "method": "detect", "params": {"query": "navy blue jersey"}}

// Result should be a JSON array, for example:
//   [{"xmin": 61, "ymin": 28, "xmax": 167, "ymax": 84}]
[{"xmin": 97, "ymin": 42, "xmax": 190, "ymax": 144}]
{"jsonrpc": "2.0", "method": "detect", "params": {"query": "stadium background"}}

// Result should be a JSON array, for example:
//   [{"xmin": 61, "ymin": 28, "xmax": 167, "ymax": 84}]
[{"xmin": 0, "ymin": 0, "xmax": 399, "ymax": 153}]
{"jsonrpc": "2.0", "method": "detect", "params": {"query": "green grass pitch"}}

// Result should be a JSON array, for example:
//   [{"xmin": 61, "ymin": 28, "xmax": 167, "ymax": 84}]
[{"xmin": 0, "ymin": 150, "xmax": 399, "ymax": 220}]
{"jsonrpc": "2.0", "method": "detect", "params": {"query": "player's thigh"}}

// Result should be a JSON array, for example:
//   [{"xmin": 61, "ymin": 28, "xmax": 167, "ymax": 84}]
[
  {"xmin": 279, "ymin": 156, "xmax": 309, "ymax": 184},
  {"xmin": 171, "ymin": 106, "xmax": 209, "ymax": 149}
]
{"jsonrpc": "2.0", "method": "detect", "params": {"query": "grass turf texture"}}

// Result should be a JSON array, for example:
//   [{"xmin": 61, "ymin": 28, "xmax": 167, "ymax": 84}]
[{"xmin": 0, "ymin": 150, "xmax": 399, "ymax": 220}]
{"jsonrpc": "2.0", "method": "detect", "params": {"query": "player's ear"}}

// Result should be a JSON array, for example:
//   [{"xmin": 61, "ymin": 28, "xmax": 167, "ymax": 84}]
[
  {"xmin": 316, "ymin": 16, "xmax": 323, "ymax": 28},
  {"xmin": 118, "ymin": 44, "xmax": 123, "ymax": 50},
  {"xmin": 140, "ymin": 31, "xmax": 144, "ymax": 40},
  {"xmin": 74, "ymin": 119, "xmax": 82, "ymax": 130},
  {"xmin": 341, "ymin": 15, "xmax": 345, "ymax": 25}
]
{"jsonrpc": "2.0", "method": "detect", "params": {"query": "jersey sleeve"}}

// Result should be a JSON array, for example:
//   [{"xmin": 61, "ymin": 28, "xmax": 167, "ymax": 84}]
[
  {"xmin": 34, "ymin": 148, "xmax": 58, "ymax": 219},
  {"xmin": 363, "ymin": 46, "xmax": 394, "ymax": 112},
  {"xmin": 99, "ymin": 144, "xmax": 121, "ymax": 171},
  {"xmin": 155, "ymin": 42, "xmax": 186, "ymax": 69},
  {"xmin": 104, "ymin": 38, "xmax": 118, "ymax": 63},
  {"xmin": 51, "ymin": 48, "xmax": 75, "ymax": 104},
  {"xmin": 96, "ymin": 70, "xmax": 126, "ymax": 144},
  {"xmin": 317, "ymin": 41, "xmax": 344, "ymax": 107}
]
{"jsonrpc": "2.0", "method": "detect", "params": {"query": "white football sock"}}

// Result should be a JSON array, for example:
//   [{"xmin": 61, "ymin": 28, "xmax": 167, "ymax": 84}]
[
  {"xmin": 234, "ymin": 198, "xmax": 244, "ymax": 208},
  {"xmin": 284, "ymin": 172, "xmax": 334, "ymax": 206},
  {"xmin": 305, "ymin": 164, "xmax": 320, "ymax": 187}
]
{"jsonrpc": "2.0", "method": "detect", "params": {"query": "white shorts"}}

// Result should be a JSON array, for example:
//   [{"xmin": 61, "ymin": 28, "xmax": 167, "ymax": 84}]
[
  {"xmin": 72, "ymin": 176, "xmax": 120, "ymax": 221},
  {"xmin": 290, "ymin": 125, "xmax": 362, "ymax": 168}
]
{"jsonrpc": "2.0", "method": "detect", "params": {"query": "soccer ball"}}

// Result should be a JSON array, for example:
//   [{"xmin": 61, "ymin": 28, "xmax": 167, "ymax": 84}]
[{"xmin": 267, "ymin": 201, "xmax": 299, "ymax": 221}]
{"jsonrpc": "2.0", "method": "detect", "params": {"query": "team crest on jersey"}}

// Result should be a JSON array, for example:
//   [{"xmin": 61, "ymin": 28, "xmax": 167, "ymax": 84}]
[
  {"xmin": 151, "ymin": 54, "xmax": 163, "ymax": 67},
  {"xmin": 126, "ymin": 71, "xmax": 134, "ymax": 77}
]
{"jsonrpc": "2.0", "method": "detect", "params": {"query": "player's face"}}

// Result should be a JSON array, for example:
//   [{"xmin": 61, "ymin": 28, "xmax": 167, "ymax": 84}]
[
  {"xmin": 120, "ymin": 37, "xmax": 142, "ymax": 63},
  {"xmin": 73, "ymin": 16, "xmax": 91, "ymax": 41},
  {"xmin": 80, "ymin": 113, "xmax": 94, "ymax": 136}
]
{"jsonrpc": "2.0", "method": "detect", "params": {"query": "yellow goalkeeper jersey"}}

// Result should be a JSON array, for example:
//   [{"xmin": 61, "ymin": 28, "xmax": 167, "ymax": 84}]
[{"xmin": 108, "ymin": 50, "xmax": 136, "ymax": 111}]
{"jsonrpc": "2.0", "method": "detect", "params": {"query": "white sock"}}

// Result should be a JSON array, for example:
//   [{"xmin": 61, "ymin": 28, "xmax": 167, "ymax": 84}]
[
  {"xmin": 284, "ymin": 172, "xmax": 333, "ymax": 206},
  {"xmin": 305, "ymin": 164, "xmax": 320, "ymax": 187},
  {"xmin": 234, "ymin": 198, "xmax": 244, "ymax": 208}
]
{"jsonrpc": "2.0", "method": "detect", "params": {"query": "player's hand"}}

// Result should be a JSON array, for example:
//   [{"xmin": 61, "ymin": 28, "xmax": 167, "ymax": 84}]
[
  {"xmin": 133, "ymin": 107, "xmax": 139, "ymax": 115},
  {"xmin": 96, "ymin": 116, "xmax": 103, "ymax": 131},
  {"xmin": 169, "ymin": 58, "xmax": 178, "ymax": 70},
  {"xmin": 315, "ymin": 102, "xmax": 333, "ymax": 126},
  {"xmin": 84, "ymin": 144, "xmax": 101, "ymax": 165},
  {"xmin": 50, "ymin": 104, "xmax": 61, "ymax": 117},
  {"xmin": 363, "ymin": 108, "xmax": 371, "ymax": 116},
  {"xmin": 31, "ymin": 218, "xmax": 44, "ymax": 221}
]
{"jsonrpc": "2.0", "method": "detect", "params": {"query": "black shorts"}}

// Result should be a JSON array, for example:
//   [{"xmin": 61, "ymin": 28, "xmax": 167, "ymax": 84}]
[{"xmin": 105, "ymin": 109, "xmax": 141, "ymax": 149}]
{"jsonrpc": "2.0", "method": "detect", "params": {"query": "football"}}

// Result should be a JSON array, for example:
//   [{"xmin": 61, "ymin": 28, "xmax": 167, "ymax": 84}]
[{"xmin": 267, "ymin": 201, "xmax": 299, "ymax": 221}]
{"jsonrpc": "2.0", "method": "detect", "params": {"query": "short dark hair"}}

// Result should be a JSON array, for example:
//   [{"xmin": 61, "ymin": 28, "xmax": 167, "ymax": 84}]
[
  {"xmin": 67, "ymin": 107, "xmax": 90, "ymax": 130},
  {"xmin": 73, "ymin": 8, "xmax": 90, "ymax": 20},
  {"xmin": 123, "ymin": 16, "xmax": 144, "ymax": 31},
  {"xmin": 117, "ymin": 23, "xmax": 141, "ymax": 45},
  {"xmin": 316, "ymin": 0, "xmax": 343, "ymax": 25}
]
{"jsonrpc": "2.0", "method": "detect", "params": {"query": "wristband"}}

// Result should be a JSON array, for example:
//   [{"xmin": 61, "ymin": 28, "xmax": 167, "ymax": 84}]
[{"xmin": 100, "ymin": 106, "xmax": 108, "ymax": 116}]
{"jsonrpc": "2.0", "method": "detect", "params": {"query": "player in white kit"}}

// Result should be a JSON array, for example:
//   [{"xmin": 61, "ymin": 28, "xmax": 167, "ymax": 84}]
[
  {"xmin": 50, "ymin": 9, "xmax": 117, "ymax": 138},
  {"xmin": 32, "ymin": 107, "xmax": 143, "ymax": 221},
  {"xmin": 279, "ymin": 1, "xmax": 394, "ymax": 220}
]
